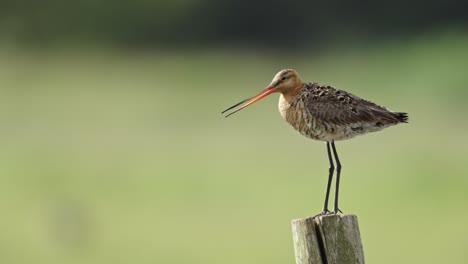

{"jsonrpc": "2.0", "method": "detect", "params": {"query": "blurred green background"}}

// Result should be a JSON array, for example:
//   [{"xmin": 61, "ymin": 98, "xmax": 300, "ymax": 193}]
[{"xmin": 1, "ymin": 1, "xmax": 468, "ymax": 263}]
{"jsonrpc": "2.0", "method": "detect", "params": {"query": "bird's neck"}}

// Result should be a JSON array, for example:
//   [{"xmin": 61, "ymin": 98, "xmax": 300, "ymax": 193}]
[{"xmin": 280, "ymin": 83, "xmax": 302, "ymax": 103}]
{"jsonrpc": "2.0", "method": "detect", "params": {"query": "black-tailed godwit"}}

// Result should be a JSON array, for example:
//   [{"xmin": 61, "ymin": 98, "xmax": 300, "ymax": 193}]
[{"xmin": 222, "ymin": 69, "xmax": 408, "ymax": 215}]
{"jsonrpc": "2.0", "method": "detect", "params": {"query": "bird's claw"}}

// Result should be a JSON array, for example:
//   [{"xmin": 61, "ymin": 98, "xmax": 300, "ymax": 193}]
[
  {"xmin": 312, "ymin": 209, "xmax": 333, "ymax": 219},
  {"xmin": 312, "ymin": 209, "xmax": 344, "ymax": 218},
  {"xmin": 332, "ymin": 208, "xmax": 343, "ymax": 214}
]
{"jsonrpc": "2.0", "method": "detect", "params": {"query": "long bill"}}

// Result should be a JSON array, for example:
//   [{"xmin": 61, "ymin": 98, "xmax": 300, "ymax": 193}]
[{"xmin": 222, "ymin": 86, "xmax": 275, "ymax": 118}]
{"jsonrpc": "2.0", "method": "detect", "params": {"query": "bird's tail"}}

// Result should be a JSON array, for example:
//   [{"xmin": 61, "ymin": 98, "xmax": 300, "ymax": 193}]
[{"xmin": 393, "ymin": 112, "xmax": 408, "ymax": 123}]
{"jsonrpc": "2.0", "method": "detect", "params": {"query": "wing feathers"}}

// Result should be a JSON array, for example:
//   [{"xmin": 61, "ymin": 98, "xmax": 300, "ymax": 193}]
[{"xmin": 303, "ymin": 83, "xmax": 406, "ymax": 126}]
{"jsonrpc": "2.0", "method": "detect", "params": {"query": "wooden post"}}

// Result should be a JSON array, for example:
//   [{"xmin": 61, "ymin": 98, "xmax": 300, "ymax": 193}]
[{"xmin": 291, "ymin": 214, "xmax": 365, "ymax": 264}]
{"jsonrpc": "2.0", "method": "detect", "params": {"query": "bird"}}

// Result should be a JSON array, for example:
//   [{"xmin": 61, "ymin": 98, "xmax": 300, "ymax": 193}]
[{"xmin": 222, "ymin": 69, "xmax": 408, "ymax": 216}]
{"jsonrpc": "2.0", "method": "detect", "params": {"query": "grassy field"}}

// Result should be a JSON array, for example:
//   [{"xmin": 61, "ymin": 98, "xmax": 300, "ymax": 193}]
[{"xmin": 0, "ymin": 32, "xmax": 468, "ymax": 263}]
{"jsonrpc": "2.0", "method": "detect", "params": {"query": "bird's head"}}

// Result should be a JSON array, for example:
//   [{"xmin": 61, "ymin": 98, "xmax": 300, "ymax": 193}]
[
  {"xmin": 269, "ymin": 69, "xmax": 303, "ymax": 93},
  {"xmin": 222, "ymin": 69, "xmax": 303, "ymax": 117}
]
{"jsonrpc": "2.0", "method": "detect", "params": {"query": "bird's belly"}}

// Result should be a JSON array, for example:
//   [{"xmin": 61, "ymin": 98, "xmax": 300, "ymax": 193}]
[{"xmin": 291, "ymin": 119, "xmax": 384, "ymax": 142}]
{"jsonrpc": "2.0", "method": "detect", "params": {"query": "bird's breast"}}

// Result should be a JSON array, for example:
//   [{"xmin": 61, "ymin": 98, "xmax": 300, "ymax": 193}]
[
  {"xmin": 278, "ymin": 94, "xmax": 318, "ymax": 139},
  {"xmin": 278, "ymin": 94, "xmax": 290, "ymax": 121}
]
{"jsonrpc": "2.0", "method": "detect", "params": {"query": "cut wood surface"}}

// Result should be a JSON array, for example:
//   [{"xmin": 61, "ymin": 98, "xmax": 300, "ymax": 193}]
[{"xmin": 291, "ymin": 214, "xmax": 365, "ymax": 264}]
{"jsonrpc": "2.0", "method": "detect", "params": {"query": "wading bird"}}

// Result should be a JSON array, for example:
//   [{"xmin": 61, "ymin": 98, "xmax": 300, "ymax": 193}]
[{"xmin": 222, "ymin": 69, "xmax": 407, "ymax": 216}]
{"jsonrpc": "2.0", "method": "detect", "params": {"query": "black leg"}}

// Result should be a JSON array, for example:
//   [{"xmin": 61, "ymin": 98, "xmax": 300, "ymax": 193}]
[
  {"xmin": 322, "ymin": 141, "xmax": 334, "ymax": 214},
  {"xmin": 331, "ymin": 141, "xmax": 342, "ymax": 214}
]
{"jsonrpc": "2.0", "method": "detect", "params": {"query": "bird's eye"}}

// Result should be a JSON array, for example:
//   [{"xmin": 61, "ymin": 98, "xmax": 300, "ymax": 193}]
[{"xmin": 281, "ymin": 76, "xmax": 287, "ymax": 81}]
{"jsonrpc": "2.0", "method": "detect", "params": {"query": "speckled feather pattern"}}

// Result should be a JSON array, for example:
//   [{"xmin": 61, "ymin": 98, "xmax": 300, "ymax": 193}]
[{"xmin": 279, "ymin": 82, "xmax": 408, "ymax": 141}]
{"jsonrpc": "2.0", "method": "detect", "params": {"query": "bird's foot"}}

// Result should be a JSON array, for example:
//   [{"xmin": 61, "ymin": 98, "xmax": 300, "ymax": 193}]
[
  {"xmin": 332, "ymin": 208, "xmax": 343, "ymax": 214},
  {"xmin": 312, "ymin": 209, "xmax": 333, "ymax": 219}
]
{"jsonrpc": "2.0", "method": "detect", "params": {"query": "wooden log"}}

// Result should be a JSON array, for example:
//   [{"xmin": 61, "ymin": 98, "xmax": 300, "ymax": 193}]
[
  {"xmin": 291, "ymin": 214, "xmax": 365, "ymax": 264},
  {"xmin": 292, "ymin": 216, "xmax": 323, "ymax": 264}
]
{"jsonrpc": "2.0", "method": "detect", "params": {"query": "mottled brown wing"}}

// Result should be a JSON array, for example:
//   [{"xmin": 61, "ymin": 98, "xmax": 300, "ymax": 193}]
[{"xmin": 303, "ymin": 83, "xmax": 401, "ymax": 126}]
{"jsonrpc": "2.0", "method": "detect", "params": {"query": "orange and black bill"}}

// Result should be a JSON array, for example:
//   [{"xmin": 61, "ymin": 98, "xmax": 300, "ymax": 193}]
[{"xmin": 222, "ymin": 86, "xmax": 275, "ymax": 118}]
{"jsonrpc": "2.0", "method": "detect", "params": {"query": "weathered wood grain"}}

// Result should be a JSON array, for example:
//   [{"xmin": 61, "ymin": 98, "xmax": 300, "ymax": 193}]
[
  {"xmin": 291, "ymin": 214, "xmax": 365, "ymax": 264},
  {"xmin": 292, "ymin": 217, "xmax": 323, "ymax": 264}
]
